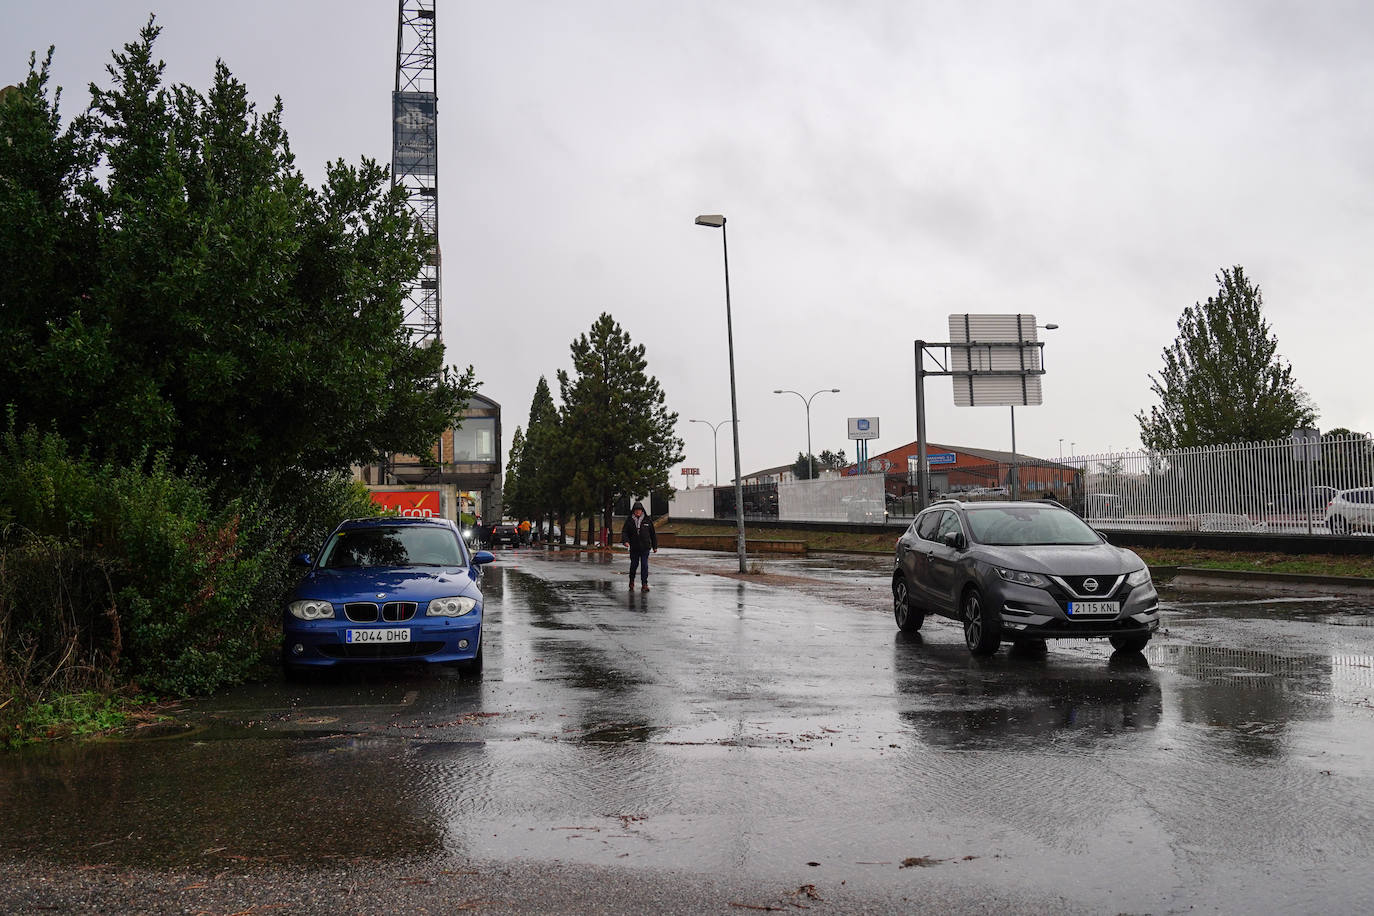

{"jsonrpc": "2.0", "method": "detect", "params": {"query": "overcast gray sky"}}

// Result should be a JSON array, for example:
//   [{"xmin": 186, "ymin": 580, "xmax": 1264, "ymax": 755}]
[{"xmin": 8, "ymin": 1, "xmax": 1374, "ymax": 482}]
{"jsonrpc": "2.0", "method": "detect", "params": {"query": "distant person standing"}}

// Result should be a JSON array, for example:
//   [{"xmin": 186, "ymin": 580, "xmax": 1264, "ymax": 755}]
[{"xmin": 620, "ymin": 501, "xmax": 657, "ymax": 591}]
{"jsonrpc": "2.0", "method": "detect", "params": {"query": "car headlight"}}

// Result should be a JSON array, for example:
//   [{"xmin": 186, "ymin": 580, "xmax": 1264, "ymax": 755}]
[
  {"xmin": 427, "ymin": 596, "xmax": 478, "ymax": 617},
  {"xmin": 288, "ymin": 599, "xmax": 335, "ymax": 620},
  {"xmin": 1126, "ymin": 567, "xmax": 1153, "ymax": 587},
  {"xmin": 994, "ymin": 567, "xmax": 1051, "ymax": 588}
]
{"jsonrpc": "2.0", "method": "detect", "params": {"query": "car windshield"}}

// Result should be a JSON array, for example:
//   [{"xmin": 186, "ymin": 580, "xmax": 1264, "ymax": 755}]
[
  {"xmin": 964, "ymin": 506, "xmax": 1101, "ymax": 546},
  {"xmin": 318, "ymin": 526, "xmax": 466, "ymax": 568}
]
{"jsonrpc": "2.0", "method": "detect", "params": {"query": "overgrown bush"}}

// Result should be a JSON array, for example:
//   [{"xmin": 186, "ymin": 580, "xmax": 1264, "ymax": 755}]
[{"xmin": 0, "ymin": 423, "xmax": 382, "ymax": 742}]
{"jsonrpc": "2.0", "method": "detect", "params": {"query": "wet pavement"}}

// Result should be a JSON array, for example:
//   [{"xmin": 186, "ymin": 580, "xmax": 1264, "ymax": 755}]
[{"xmin": 4, "ymin": 547, "xmax": 1374, "ymax": 913}]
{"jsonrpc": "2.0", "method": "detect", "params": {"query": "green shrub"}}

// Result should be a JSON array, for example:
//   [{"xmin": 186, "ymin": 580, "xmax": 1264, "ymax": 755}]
[{"xmin": 1, "ymin": 424, "xmax": 386, "ymax": 733}]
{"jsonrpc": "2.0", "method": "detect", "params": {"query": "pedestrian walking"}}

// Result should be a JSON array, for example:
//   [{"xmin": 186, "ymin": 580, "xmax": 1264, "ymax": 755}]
[{"xmin": 620, "ymin": 501, "xmax": 657, "ymax": 591}]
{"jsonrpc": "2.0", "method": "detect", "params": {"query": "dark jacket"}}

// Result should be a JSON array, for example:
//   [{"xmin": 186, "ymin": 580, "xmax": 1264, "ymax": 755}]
[{"xmin": 621, "ymin": 514, "xmax": 657, "ymax": 553}]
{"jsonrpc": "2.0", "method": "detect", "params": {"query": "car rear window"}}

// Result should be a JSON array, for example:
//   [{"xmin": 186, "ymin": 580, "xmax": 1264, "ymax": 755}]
[
  {"xmin": 965, "ymin": 506, "xmax": 1101, "ymax": 546},
  {"xmin": 319, "ymin": 526, "xmax": 466, "ymax": 568}
]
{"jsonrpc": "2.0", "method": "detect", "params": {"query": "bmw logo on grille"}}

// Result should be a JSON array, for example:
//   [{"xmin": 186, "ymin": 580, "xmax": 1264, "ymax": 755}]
[
  {"xmin": 376, "ymin": 593, "xmax": 388, "ymax": 599},
  {"xmin": 1083, "ymin": 578, "xmax": 1099, "ymax": 592}
]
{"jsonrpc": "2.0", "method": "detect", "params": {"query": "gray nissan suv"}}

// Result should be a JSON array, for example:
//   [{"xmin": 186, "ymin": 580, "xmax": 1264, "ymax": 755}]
[{"xmin": 892, "ymin": 499, "xmax": 1160, "ymax": 656}]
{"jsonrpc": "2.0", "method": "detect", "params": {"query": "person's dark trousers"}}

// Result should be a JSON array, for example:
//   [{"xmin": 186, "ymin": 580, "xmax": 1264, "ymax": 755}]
[{"xmin": 628, "ymin": 550, "xmax": 649, "ymax": 586}]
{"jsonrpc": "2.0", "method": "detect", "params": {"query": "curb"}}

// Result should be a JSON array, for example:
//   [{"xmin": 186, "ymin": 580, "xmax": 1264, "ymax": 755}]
[{"xmin": 1163, "ymin": 565, "xmax": 1374, "ymax": 594}]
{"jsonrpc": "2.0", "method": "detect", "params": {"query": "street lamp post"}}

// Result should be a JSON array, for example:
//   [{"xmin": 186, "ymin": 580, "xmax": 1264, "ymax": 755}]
[
  {"xmin": 688, "ymin": 418, "xmax": 730, "ymax": 485},
  {"xmin": 773, "ymin": 388, "xmax": 841, "ymax": 479},
  {"xmin": 695, "ymin": 214, "xmax": 747, "ymax": 573}
]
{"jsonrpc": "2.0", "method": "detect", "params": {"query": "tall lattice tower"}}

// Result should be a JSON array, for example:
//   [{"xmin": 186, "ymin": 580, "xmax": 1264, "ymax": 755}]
[{"xmin": 392, "ymin": 0, "xmax": 440, "ymax": 347}]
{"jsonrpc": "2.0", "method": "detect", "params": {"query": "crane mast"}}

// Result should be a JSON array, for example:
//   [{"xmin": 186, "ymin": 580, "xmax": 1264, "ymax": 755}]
[{"xmin": 392, "ymin": 0, "xmax": 440, "ymax": 347}]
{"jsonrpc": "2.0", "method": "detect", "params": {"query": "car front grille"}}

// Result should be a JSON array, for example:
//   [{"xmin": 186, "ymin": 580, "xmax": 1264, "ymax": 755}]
[
  {"xmin": 344, "ymin": 602, "xmax": 417, "ymax": 623},
  {"xmin": 1056, "ymin": 574, "xmax": 1123, "ymax": 598},
  {"xmin": 319, "ymin": 641, "xmax": 444, "ymax": 659}
]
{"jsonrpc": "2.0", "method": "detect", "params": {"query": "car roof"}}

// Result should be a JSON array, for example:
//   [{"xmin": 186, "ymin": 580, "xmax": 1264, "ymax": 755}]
[
  {"xmin": 925, "ymin": 499, "xmax": 1070, "ymax": 511},
  {"xmin": 336, "ymin": 516, "xmax": 458, "ymax": 531}
]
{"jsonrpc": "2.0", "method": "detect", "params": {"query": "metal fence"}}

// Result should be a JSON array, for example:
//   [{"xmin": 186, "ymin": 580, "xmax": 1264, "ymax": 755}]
[
  {"xmin": 1073, "ymin": 432, "xmax": 1374, "ymax": 534},
  {"xmin": 669, "ymin": 432, "xmax": 1374, "ymax": 535}
]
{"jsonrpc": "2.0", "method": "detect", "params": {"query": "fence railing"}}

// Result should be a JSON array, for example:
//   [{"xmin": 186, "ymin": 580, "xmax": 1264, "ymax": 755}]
[{"xmin": 668, "ymin": 432, "xmax": 1374, "ymax": 535}]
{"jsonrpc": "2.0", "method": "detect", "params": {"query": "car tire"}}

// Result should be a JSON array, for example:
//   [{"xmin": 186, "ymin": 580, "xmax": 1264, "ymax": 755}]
[
  {"xmin": 892, "ymin": 576, "xmax": 925, "ymax": 632},
  {"xmin": 283, "ymin": 664, "xmax": 313, "ymax": 685},
  {"xmin": 1109, "ymin": 634, "xmax": 1151, "ymax": 653},
  {"xmin": 1329, "ymin": 515, "xmax": 1350, "ymax": 536},
  {"xmin": 464, "ymin": 644, "xmax": 484, "ymax": 677},
  {"xmin": 961, "ymin": 587, "xmax": 1001, "ymax": 656}
]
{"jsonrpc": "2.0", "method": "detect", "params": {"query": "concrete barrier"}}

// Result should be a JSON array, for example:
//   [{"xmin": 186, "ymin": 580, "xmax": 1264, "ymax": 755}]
[{"xmin": 668, "ymin": 535, "xmax": 807, "ymax": 555}]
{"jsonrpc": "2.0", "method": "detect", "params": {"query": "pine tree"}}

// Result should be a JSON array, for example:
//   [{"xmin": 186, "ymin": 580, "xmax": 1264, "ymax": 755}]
[
  {"xmin": 557, "ymin": 313, "xmax": 683, "ymax": 535},
  {"xmin": 502, "ymin": 426, "xmax": 524, "ymax": 518},
  {"xmin": 1136, "ymin": 266, "xmax": 1315, "ymax": 450}
]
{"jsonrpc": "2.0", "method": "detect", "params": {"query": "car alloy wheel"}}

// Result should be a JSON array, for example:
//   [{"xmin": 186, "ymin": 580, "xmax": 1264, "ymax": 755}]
[
  {"xmin": 892, "ymin": 576, "xmax": 924, "ymax": 632},
  {"xmin": 961, "ymin": 587, "xmax": 1001, "ymax": 656}
]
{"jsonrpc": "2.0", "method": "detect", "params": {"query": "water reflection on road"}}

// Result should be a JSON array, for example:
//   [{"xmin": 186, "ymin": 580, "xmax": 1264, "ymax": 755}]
[{"xmin": 2, "ymin": 549, "xmax": 1374, "ymax": 912}]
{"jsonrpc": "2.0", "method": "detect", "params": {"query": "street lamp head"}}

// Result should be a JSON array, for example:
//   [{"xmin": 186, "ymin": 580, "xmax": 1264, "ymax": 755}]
[
  {"xmin": 829, "ymin": 388, "xmax": 841, "ymax": 393},
  {"xmin": 772, "ymin": 389, "xmax": 784, "ymax": 394},
  {"xmin": 695, "ymin": 214, "xmax": 726, "ymax": 228},
  {"xmin": 1040, "ymin": 323, "xmax": 1059, "ymax": 330}
]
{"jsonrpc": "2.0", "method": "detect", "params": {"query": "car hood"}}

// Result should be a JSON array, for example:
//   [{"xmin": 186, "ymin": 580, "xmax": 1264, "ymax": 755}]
[
  {"xmin": 292, "ymin": 567, "xmax": 482, "ymax": 603},
  {"xmin": 973, "ymin": 543, "xmax": 1143, "ymax": 575}
]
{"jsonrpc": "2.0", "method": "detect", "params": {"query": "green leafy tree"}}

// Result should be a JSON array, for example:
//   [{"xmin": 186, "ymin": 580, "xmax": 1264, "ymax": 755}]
[
  {"xmin": 792, "ymin": 448, "xmax": 848, "ymax": 479},
  {"xmin": 518, "ymin": 376, "xmax": 566, "ymax": 530},
  {"xmin": 0, "ymin": 21, "xmax": 475, "ymax": 485},
  {"xmin": 502, "ymin": 426, "xmax": 525, "ymax": 517},
  {"xmin": 1136, "ymin": 266, "xmax": 1315, "ymax": 450},
  {"xmin": 557, "ymin": 314, "xmax": 683, "ymax": 535}
]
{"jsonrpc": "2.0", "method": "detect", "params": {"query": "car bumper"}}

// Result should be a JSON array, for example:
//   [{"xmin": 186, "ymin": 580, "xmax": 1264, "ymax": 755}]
[
  {"xmin": 282, "ymin": 616, "xmax": 482, "ymax": 667},
  {"xmin": 989, "ymin": 580, "xmax": 1162, "ymax": 641}
]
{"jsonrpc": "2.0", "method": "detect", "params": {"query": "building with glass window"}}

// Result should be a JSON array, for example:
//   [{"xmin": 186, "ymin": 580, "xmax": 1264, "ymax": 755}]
[{"xmin": 358, "ymin": 393, "xmax": 503, "ymax": 521}]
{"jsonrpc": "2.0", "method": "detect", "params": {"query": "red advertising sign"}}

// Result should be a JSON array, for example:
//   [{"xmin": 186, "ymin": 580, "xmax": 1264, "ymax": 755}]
[
  {"xmin": 681, "ymin": 467, "xmax": 701, "ymax": 476},
  {"xmin": 370, "ymin": 489, "xmax": 442, "ymax": 518}
]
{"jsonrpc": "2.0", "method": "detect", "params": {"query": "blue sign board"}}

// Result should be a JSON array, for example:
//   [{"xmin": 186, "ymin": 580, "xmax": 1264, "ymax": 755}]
[{"xmin": 923, "ymin": 452, "xmax": 957, "ymax": 466}]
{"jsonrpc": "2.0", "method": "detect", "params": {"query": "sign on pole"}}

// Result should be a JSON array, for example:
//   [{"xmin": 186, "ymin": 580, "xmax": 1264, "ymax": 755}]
[
  {"xmin": 1290, "ymin": 428, "xmax": 1320, "ymax": 462},
  {"xmin": 847, "ymin": 417, "xmax": 880, "ymax": 440},
  {"xmin": 948, "ymin": 314, "xmax": 1045, "ymax": 407}
]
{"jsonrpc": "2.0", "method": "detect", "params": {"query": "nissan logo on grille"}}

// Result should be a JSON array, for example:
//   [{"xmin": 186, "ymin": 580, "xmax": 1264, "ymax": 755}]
[{"xmin": 1083, "ymin": 578, "xmax": 1099, "ymax": 592}]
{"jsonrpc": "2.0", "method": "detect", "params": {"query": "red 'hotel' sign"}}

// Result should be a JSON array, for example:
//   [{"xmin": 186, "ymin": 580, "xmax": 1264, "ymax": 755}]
[{"xmin": 369, "ymin": 489, "xmax": 442, "ymax": 518}]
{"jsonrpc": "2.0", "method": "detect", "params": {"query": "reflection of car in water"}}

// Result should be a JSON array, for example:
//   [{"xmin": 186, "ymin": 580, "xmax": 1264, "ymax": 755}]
[{"xmin": 893, "ymin": 636, "xmax": 1162, "ymax": 747}]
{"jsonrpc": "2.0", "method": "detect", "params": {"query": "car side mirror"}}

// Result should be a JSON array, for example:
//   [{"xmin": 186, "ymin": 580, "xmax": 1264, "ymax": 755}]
[
  {"xmin": 943, "ymin": 532, "xmax": 965, "ymax": 550},
  {"xmin": 471, "ymin": 550, "xmax": 496, "ymax": 566},
  {"xmin": 290, "ymin": 553, "xmax": 313, "ymax": 568}
]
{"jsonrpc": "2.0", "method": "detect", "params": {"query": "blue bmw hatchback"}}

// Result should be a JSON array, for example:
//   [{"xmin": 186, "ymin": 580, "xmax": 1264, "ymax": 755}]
[{"xmin": 283, "ymin": 516, "xmax": 495, "ymax": 675}]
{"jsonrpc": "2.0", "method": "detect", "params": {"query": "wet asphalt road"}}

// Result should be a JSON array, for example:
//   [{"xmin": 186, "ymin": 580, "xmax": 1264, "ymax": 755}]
[{"xmin": 4, "ymin": 547, "xmax": 1374, "ymax": 914}]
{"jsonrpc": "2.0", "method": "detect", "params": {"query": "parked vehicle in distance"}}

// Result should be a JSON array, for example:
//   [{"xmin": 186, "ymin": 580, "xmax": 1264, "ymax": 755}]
[
  {"xmin": 1268, "ymin": 486, "xmax": 1338, "ymax": 514},
  {"xmin": 846, "ymin": 497, "xmax": 888, "ymax": 524},
  {"xmin": 490, "ymin": 521, "xmax": 521, "ymax": 547},
  {"xmin": 282, "ymin": 517, "xmax": 494, "ymax": 675},
  {"xmin": 1325, "ymin": 488, "xmax": 1374, "ymax": 535},
  {"xmin": 891, "ymin": 499, "xmax": 1160, "ymax": 656},
  {"xmin": 1084, "ymin": 493, "xmax": 1125, "ymax": 518}
]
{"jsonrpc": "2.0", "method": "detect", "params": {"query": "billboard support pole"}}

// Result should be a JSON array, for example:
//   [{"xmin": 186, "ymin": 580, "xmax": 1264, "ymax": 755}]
[{"xmin": 915, "ymin": 341, "xmax": 929, "ymax": 512}]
